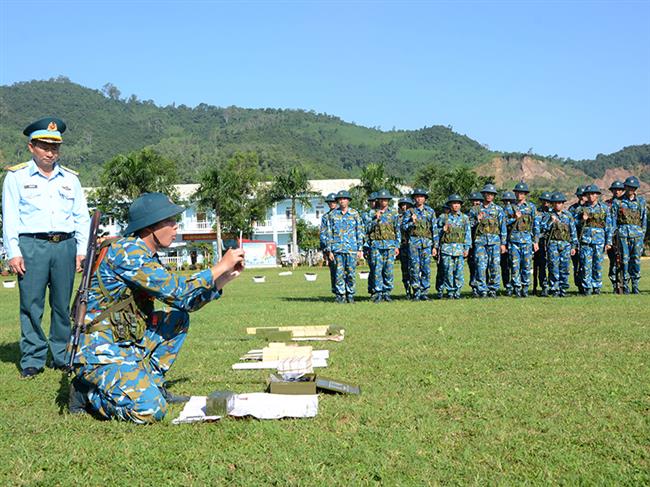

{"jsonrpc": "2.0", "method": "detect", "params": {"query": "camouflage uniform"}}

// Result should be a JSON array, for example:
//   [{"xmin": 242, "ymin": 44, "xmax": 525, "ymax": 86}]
[
  {"xmin": 436, "ymin": 210, "xmax": 471, "ymax": 298},
  {"xmin": 505, "ymin": 201, "xmax": 537, "ymax": 295},
  {"xmin": 611, "ymin": 193, "xmax": 647, "ymax": 293},
  {"xmin": 71, "ymin": 237, "xmax": 221, "ymax": 423},
  {"xmin": 366, "ymin": 207, "xmax": 401, "ymax": 299},
  {"xmin": 576, "ymin": 199, "xmax": 613, "ymax": 294},
  {"xmin": 402, "ymin": 205, "xmax": 437, "ymax": 299},
  {"xmin": 469, "ymin": 202, "xmax": 507, "ymax": 296},
  {"xmin": 541, "ymin": 208, "xmax": 578, "ymax": 296},
  {"xmin": 326, "ymin": 207, "xmax": 365, "ymax": 300},
  {"xmin": 319, "ymin": 205, "xmax": 336, "ymax": 294}
]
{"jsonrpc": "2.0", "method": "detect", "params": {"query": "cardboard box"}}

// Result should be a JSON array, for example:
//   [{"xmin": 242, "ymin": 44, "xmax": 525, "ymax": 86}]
[{"xmin": 267, "ymin": 374, "xmax": 361, "ymax": 395}]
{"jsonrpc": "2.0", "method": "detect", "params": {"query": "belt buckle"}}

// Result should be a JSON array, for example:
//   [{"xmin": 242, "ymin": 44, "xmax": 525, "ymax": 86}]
[{"xmin": 51, "ymin": 234, "xmax": 61, "ymax": 243}]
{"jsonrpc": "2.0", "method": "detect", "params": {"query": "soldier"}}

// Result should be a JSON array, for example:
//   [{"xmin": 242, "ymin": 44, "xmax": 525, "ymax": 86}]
[
  {"xmin": 541, "ymin": 192, "xmax": 578, "ymax": 297},
  {"xmin": 2, "ymin": 117, "xmax": 90, "ymax": 378},
  {"xmin": 402, "ymin": 188, "xmax": 437, "ymax": 300},
  {"xmin": 505, "ymin": 182, "xmax": 538, "ymax": 297},
  {"xmin": 68, "ymin": 193, "xmax": 245, "ymax": 422},
  {"xmin": 363, "ymin": 192, "xmax": 378, "ymax": 297},
  {"xmin": 319, "ymin": 193, "xmax": 338, "ymax": 296},
  {"xmin": 366, "ymin": 189, "xmax": 401, "ymax": 302},
  {"xmin": 467, "ymin": 191, "xmax": 483, "ymax": 297},
  {"xmin": 325, "ymin": 190, "xmax": 365, "ymax": 303},
  {"xmin": 569, "ymin": 186, "xmax": 587, "ymax": 293},
  {"xmin": 533, "ymin": 191, "xmax": 552, "ymax": 296},
  {"xmin": 605, "ymin": 181, "xmax": 625, "ymax": 291},
  {"xmin": 469, "ymin": 184, "xmax": 507, "ymax": 298},
  {"xmin": 577, "ymin": 184, "xmax": 613, "ymax": 295},
  {"xmin": 436, "ymin": 195, "xmax": 471, "ymax": 299},
  {"xmin": 611, "ymin": 176, "xmax": 647, "ymax": 294},
  {"xmin": 397, "ymin": 197, "xmax": 414, "ymax": 298},
  {"xmin": 499, "ymin": 191, "xmax": 516, "ymax": 296}
]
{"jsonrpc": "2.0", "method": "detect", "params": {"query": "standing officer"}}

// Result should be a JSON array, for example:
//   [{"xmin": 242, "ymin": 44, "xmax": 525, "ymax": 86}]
[
  {"xmin": 436, "ymin": 195, "xmax": 471, "ymax": 299},
  {"xmin": 569, "ymin": 186, "xmax": 587, "ymax": 292},
  {"xmin": 505, "ymin": 182, "xmax": 538, "ymax": 297},
  {"xmin": 325, "ymin": 190, "xmax": 364, "ymax": 303},
  {"xmin": 541, "ymin": 192, "xmax": 578, "ymax": 297},
  {"xmin": 68, "ymin": 193, "xmax": 245, "ymax": 422},
  {"xmin": 469, "ymin": 184, "xmax": 507, "ymax": 297},
  {"xmin": 605, "ymin": 181, "xmax": 625, "ymax": 291},
  {"xmin": 2, "ymin": 117, "xmax": 90, "ymax": 378},
  {"xmin": 611, "ymin": 176, "xmax": 647, "ymax": 294},
  {"xmin": 319, "ymin": 193, "xmax": 338, "ymax": 296},
  {"xmin": 397, "ymin": 196, "xmax": 414, "ymax": 298},
  {"xmin": 533, "ymin": 191, "xmax": 552, "ymax": 296},
  {"xmin": 499, "ymin": 191, "xmax": 516, "ymax": 296},
  {"xmin": 402, "ymin": 188, "xmax": 437, "ymax": 300},
  {"xmin": 363, "ymin": 192, "xmax": 378, "ymax": 298},
  {"xmin": 366, "ymin": 189, "xmax": 401, "ymax": 302},
  {"xmin": 577, "ymin": 185, "xmax": 612, "ymax": 295},
  {"xmin": 467, "ymin": 191, "xmax": 483, "ymax": 297}
]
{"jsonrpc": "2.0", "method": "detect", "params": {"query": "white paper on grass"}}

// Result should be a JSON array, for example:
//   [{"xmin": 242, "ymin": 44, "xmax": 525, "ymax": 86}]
[{"xmin": 172, "ymin": 393, "xmax": 318, "ymax": 424}]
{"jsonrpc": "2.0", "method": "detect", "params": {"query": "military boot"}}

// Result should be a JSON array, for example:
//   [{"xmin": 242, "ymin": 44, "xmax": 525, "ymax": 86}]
[{"xmin": 68, "ymin": 377, "xmax": 90, "ymax": 415}]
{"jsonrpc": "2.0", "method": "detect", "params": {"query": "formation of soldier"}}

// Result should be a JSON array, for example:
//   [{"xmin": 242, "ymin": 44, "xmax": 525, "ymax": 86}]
[{"xmin": 319, "ymin": 176, "xmax": 647, "ymax": 302}]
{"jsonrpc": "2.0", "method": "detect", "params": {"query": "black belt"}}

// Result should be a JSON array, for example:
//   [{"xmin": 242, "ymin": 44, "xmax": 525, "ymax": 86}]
[{"xmin": 20, "ymin": 232, "xmax": 75, "ymax": 242}]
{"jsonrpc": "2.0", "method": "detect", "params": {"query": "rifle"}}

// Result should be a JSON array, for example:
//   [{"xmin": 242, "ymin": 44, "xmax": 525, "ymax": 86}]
[
  {"xmin": 613, "ymin": 231, "xmax": 625, "ymax": 294},
  {"xmin": 66, "ymin": 211, "xmax": 102, "ymax": 373}
]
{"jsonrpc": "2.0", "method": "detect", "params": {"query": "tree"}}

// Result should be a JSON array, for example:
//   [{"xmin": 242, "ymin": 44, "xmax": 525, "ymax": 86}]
[
  {"xmin": 268, "ymin": 166, "xmax": 315, "ymax": 266},
  {"xmin": 193, "ymin": 152, "xmax": 269, "ymax": 261},
  {"xmin": 91, "ymin": 147, "xmax": 179, "ymax": 227},
  {"xmin": 295, "ymin": 218, "xmax": 320, "ymax": 251},
  {"xmin": 350, "ymin": 163, "xmax": 403, "ymax": 210},
  {"xmin": 102, "ymin": 82, "xmax": 121, "ymax": 100},
  {"xmin": 414, "ymin": 165, "xmax": 492, "ymax": 211}
]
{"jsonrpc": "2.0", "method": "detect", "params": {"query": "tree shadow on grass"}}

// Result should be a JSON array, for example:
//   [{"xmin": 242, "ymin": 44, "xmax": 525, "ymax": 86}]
[{"xmin": 0, "ymin": 341, "xmax": 20, "ymax": 370}]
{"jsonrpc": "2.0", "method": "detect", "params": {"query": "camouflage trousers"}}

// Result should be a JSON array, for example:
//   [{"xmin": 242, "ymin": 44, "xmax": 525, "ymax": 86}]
[
  {"xmin": 579, "ymin": 243, "xmax": 605, "ymax": 291},
  {"xmin": 474, "ymin": 244, "xmax": 502, "ymax": 293},
  {"xmin": 334, "ymin": 252, "xmax": 357, "ymax": 296},
  {"xmin": 370, "ymin": 248, "xmax": 396, "ymax": 294},
  {"xmin": 439, "ymin": 254, "xmax": 465, "ymax": 295},
  {"xmin": 408, "ymin": 244, "xmax": 432, "ymax": 295},
  {"xmin": 76, "ymin": 310, "xmax": 190, "ymax": 424},
  {"xmin": 399, "ymin": 244, "xmax": 411, "ymax": 296},
  {"xmin": 620, "ymin": 236, "xmax": 644, "ymax": 288},
  {"xmin": 509, "ymin": 242, "xmax": 533, "ymax": 290},
  {"xmin": 547, "ymin": 241, "xmax": 572, "ymax": 292}
]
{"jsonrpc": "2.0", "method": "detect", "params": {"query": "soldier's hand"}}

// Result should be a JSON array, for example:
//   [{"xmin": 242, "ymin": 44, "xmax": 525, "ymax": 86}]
[
  {"xmin": 394, "ymin": 248, "xmax": 399, "ymax": 257},
  {"xmin": 76, "ymin": 255, "xmax": 85, "ymax": 273},
  {"xmin": 533, "ymin": 243, "xmax": 539, "ymax": 252},
  {"xmin": 212, "ymin": 248, "xmax": 245, "ymax": 289},
  {"xmin": 356, "ymin": 251, "xmax": 363, "ymax": 260},
  {"xmin": 551, "ymin": 215, "xmax": 558, "ymax": 223},
  {"xmin": 329, "ymin": 251, "xmax": 335, "ymax": 261},
  {"xmin": 411, "ymin": 213, "xmax": 417, "ymax": 222},
  {"xmin": 515, "ymin": 210, "xmax": 522, "ymax": 219},
  {"xmin": 431, "ymin": 248, "xmax": 437, "ymax": 257},
  {"xmin": 477, "ymin": 212, "xmax": 484, "ymax": 221},
  {"xmin": 8, "ymin": 256, "xmax": 25, "ymax": 277},
  {"xmin": 570, "ymin": 248, "xmax": 576, "ymax": 256},
  {"xmin": 582, "ymin": 211, "xmax": 589, "ymax": 221},
  {"xmin": 463, "ymin": 250, "xmax": 469, "ymax": 258},
  {"xmin": 605, "ymin": 244, "xmax": 611, "ymax": 251},
  {"xmin": 500, "ymin": 245, "xmax": 507, "ymax": 254},
  {"xmin": 443, "ymin": 224, "xmax": 449, "ymax": 233}
]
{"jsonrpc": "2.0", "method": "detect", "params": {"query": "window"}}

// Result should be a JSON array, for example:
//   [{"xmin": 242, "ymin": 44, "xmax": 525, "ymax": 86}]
[
  {"xmin": 285, "ymin": 209, "xmax": 292, "ymax": 219},
  {"xmin": 197, "ymin": 212, "xmax": 207, "ymax": 222}
]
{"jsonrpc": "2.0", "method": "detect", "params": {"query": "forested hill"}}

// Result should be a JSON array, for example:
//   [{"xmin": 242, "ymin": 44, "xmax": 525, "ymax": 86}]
[{"xmin": 1, "ymin": 78, "xmax": 648, "ymax": 187}]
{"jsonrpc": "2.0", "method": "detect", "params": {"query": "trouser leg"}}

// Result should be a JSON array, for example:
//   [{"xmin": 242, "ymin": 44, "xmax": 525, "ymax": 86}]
[
  {"xmin": 345, "ymin": 253, "xmax": 357, "ymax": 296},
  {"xmin": 48, "ymin": 238, "xmax": 76, "ymax": 367},
  {"xmin": 408, "ymin": 243, "xmax": 422, "ymax": 295},
  {"xmin": 453, "ymin": 255, "xmax": 465, "ymax": 294},
  {"xmin": 333, "ymin": 253, "xmax": 346, "ymax": 296},
  {"xmin": 382, "ymin": 249, "xmax": 395, "ymax": 294},
  {"xmin": 328, "ymin": 259, "xmax": 336, "ymax": 294},
  {"xmin": 486, "ymin": 244, "xmax": 501, "ymax": 292},
  {"xmin": 509, "ymin": 243, "xmax": 521, "ymax": 290},
  {"xmin": 17, "ymin": 237, "xmax": 50, "ymax": 370},
  {"xmin": 579, "ymin": 244, "xmax": 593, "ymax": 291},
  {"xmin": 620, "ymin": 238, "xmax": 631, "ymax": 288},
  {"xmin": 474, "ymin": 245, "xmax": 487, "ymax": 294},
  {"xmin": 501, "ymin": 247, "xmax": 511, "ymax": 291},
  {"xmin": 560, "ymin": 243, "xmax": 571, "ymax": 290},
  {"xmin": 420, "ymin": 247, "xmax": 431, "ymax": 294},
  {"xmin": 547, "ymin": 243, "xmax": 560, "ymax": 291},
  {"xmin": 591, "ymin": 244, "xmax": 604, "ymax": 290},
  {"xmin": 143, "ymin": 310, "xmax": 190, "ymax": 387},
  {"xmin": 629, "ymin": 237, "xmax": 643, "ymax": 287}
]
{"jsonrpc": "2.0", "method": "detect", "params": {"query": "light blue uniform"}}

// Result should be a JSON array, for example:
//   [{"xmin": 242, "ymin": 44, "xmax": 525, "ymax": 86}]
[
  {"xmin": 505, "ymin": 201, "xmax": 537, "ymax": 293},
  {"xmin": 325, "ymin": 208, "xmax": 364, "ymax": 298},
  {"xmin": 2, "ymin": 160, "xmax": 90, "ymax": 370},
  {"xmin": 469, "ymin": 203, "xmax": 507, "ymax": 295},
  {"xmin": 402, "ymin": 205, "xmax": 437, "ymax": 298},
  {"xmin": 436, "ymin": 212, "xmax": 471, "ymax": 297},
  {"xmin": 611, "ymin": 195, "xmax": 647, "ymax": 292},
  {"xmin": 541, "ymin": 209, "xmax": 578, "ymax": 295},
  {"xmin": 366, "ymin": 208, "xmax": 401, "ymax": 296},
  {"xmin": 576, "ymin": 201, "xmax": 613, "ymax": 292}
]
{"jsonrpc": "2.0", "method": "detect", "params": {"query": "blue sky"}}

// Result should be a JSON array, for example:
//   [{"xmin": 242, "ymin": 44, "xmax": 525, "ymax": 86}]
[{"xmin": 1, "ymin": 1, "xmax": 648, "ymax": 160}]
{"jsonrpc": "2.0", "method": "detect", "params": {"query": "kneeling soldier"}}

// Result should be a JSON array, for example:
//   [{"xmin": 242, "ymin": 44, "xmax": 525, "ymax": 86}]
[
  {"xmin": 437, "ymin": 195, "xmax": 471, "ymax": 299},
  {"xmin": 68, "ymin": 193, "xmax": 244, "ymax": 423}
]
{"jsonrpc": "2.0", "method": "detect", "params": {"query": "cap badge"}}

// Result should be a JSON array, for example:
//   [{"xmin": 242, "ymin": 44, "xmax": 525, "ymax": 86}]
[{"xmin": 47, "ymin": 121, "xmax": 58, "ymax": 131}]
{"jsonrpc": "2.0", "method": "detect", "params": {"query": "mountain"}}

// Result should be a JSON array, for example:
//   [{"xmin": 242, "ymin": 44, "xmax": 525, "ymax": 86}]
[{"xmin": 1, "ymin": 78, "xmax": 648, "ymax": 195}]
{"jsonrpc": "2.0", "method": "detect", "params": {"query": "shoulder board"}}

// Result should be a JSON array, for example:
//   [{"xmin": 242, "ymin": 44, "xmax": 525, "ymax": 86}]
[
  {"xmin": 6, "ymin": 162, "xmax": 28, "ymax": 172},
  {"xmin": 60, "ymin": 165, "xmax": 79, "ymax": 176}
]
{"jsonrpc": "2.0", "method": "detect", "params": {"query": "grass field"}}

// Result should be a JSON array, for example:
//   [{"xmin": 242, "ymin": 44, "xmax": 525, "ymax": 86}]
[{"xmin": 1, "ymin": 262, "xmax": 648, "ymax": 485}]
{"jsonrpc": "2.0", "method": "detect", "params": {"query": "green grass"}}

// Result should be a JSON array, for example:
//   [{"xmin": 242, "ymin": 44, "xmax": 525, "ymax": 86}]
[{"xmin": 1, "ymin": 262, "xmax": 649, "ymax": 485}]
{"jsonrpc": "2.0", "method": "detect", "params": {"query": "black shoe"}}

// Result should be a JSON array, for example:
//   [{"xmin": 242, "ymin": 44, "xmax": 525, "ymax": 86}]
[
  {"xmin": 346, "ymin": 295, "xmax": 355, "ymax": 304},
  {"xmin": 335, "ymin": 295, "xmax": 346, "ymax": 304},
  {"xmin": 478, "ymin": 292, "xmax": 487, "ymax": 298},
  {"xmin": 593, "ymin": 288, "xmax": 601, "ymax": 295},
  {"xmin": 452, "ymin": 293, "xmax": 461, "ymax": 299},
  {"xmin": 371, "ymin": 294, "xmax": 382, "ymax": 303},
  {"xmin": 472, "ymin": 289, "xmax": 478, "ymax": 298},
  {"xmin": 383, "ymin": 294, "xmax": 392, "ymax": 302},
  {"xmin": 521, "ymin": 289, "xmax": 528, "ymax": 298},
  {"xmin": 160, "ymin": 387, "xmax": 190, "ymax": 404},
  {"xmin": 20, "ymin": 367, "xmax": 44, "ymax": 379},
  {"xmin": 505, "ymin": 289, "xmax": 513, "ymax": 297},
  {"xmin": 69, "ymin": 377, "xmax": 90, "ymax": 415},
  {"xmin": 488, "ymin": 291, "xmax": 497, "ymax": 298},
  {"xmin": 419, "ymin": 294, "xmax": 429, "ymax": 301},
  {"xmin": 558, "ymin": 291, "xmax": 567, "ymax": 298}
]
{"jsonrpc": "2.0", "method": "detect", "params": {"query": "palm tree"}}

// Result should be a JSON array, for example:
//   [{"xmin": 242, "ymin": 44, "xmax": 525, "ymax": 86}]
[{"xmin": 268, "ymin": 166, "xmax": 316, "ymax": 267}]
